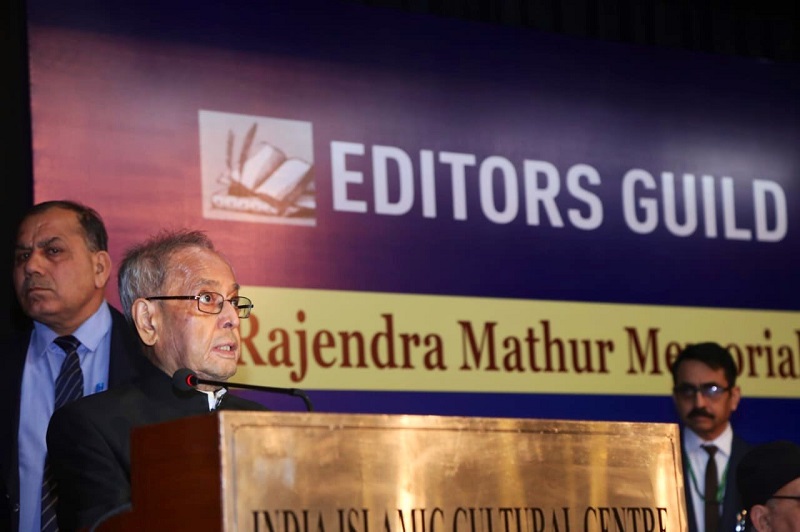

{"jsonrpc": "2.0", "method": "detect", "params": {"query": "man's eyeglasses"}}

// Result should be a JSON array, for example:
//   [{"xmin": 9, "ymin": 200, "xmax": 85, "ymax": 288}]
[
  {"xmin": 146, "ymin": 292, "xmax": 253, "ymax": 318},
  {"xmin": 769, "ymin": 495, "xmax": 800, "ymax": 502},
  {"xmin": 672, "ymin": 383, "xmax": 731, "ymax": 399}
]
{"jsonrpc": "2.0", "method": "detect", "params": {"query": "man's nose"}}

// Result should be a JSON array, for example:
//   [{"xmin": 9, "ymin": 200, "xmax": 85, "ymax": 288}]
[
  {"xmin": 23, "ymin": 250, "xmax": 45, "ymax": 275},
  {"xmin": 693, "ymin": 390, "xmax": 709, "ymax": 407},
  {"xmin": 220, "ymin": 300, "xmax": 241, "ymax": 329}
]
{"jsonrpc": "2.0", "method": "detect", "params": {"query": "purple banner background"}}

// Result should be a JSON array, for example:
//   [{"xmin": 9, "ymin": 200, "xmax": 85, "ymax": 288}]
[{"xmin": 26, "ymin": 0, "xmax": 800, "ymax": 443}]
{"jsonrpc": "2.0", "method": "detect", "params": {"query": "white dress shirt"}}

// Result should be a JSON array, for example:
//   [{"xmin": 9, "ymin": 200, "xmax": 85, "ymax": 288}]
[{"xmin": 683, "ymin": 424, "xmax": 733, "ymax": 532}]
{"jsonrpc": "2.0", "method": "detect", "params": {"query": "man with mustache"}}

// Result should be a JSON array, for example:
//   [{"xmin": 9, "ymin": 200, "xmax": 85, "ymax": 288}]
[
  {"xmin": 0, "ymin": 201, "xmax": 148, "ymax": 532},
  {"xmin": 45, "ymin": 229, "xmax": 266, "ymax": 531},
  {"xmin": 671, "ymin": 342, "xmax": 751, "ymax": 532}
]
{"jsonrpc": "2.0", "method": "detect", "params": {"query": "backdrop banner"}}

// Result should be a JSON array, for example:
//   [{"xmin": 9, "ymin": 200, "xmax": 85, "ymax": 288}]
[{"xmin": 26, "ymin": 0, "xmax": 800, "ymax": 442}]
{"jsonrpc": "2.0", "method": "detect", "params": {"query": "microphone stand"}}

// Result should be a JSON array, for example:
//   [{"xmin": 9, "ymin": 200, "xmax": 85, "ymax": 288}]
[{"xmin": 195, "ymin": 377, "xmax": 314, "ymax": 412}]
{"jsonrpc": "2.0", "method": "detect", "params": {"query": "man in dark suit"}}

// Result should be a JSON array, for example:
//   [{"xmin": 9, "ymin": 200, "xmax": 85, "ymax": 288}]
[
  {"xmin": 46, "ymin": 229, "xmax": 265, "ymax": 531},
  {"xmin": 671, "ymin": 342, "xmax": 751, "ymax": 532},
  {"xmin": 0, "ymin": 201, "xmax": 148, "ymax": 532}
]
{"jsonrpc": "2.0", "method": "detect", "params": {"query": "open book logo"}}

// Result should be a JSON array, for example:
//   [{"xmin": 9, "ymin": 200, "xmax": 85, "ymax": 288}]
[{"xmin": 199, "ymin": 111, "xmax": 315, "ymax": 225}]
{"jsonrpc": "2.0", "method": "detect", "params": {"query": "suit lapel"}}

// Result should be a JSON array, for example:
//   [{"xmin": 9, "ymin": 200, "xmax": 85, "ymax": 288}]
[
  {"xmin": 107, "ymin": 307, "xmax": 146, "ymax": 389},
  {"xmin": 0, "ymin": 330, "xmax": 32, "ymax": 531},
  {"xmin": 681, "ymin": 439, "xmax": 698, "ymax": 532}
]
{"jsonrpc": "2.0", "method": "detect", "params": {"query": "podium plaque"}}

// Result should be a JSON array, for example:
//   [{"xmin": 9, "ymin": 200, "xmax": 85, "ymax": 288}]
[{"xmin": 115, "ymin": 412, "xmax": 686, "ymax": 531}]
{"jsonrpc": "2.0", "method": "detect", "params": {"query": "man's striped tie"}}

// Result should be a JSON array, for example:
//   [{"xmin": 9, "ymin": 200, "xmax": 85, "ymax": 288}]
[{"xmin": 41, "ymin": 335, "xmax": 84, "ymax": 532}]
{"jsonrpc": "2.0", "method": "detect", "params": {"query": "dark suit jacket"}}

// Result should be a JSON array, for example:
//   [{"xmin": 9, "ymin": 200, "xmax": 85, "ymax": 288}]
[
  {"xmin": 0, "ymin": 306, "xmax": 147, "ymax": 532},
  {"xmin": 682, "ymin": 432, "xmax": 751, "ymax": 532},
  {"xmin": 46, "ymin": 362, "xmax": 267, "ymax": 531}
]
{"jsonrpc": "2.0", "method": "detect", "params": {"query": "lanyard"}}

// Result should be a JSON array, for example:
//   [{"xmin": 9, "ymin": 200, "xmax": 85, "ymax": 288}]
[{"xmin": 686, "ymin": 453, "xmax": 728, "ymax": 503}]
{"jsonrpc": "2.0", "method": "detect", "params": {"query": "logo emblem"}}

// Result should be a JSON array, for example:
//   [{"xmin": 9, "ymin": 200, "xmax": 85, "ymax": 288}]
[{"xmin": 199, "ymin": 110, "xmax": 315, "ymax": 225}]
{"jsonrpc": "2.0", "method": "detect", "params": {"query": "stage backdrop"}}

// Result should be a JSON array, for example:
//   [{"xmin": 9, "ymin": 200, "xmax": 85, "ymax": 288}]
[{"xmin": 26, "ymin": 0, "xmax": 800, "ymax": 443}]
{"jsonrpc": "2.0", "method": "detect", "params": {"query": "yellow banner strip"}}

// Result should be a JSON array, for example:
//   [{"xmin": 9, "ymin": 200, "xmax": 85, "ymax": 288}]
[{"xmin": 234, "ymin": 286, "xmax": 800, "ymax": 398}]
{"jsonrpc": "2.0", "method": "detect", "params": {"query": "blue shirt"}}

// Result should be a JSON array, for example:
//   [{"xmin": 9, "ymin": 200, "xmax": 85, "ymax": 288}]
[{"xmin": 17, "ymin": 302, "xmax": 113, "ymax": 532}]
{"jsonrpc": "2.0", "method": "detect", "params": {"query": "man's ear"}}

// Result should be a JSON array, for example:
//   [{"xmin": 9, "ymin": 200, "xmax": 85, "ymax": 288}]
[
  {"xmin": 92, "ymin": 251, "xmax": 112, "ymax": 288},
  {"xmin": 132, "ymin": 298, "xmax": 159, "ymax": 346},
  {"xmin": 730, "ymin": 385, "xmax": 742, "ymax": 412},
  {"xmin": 749, "ymin": 504, "xmax": 770, "ymax": 531}
]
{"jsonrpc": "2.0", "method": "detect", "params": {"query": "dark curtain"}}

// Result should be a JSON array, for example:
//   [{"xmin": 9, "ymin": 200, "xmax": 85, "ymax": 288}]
[{"xmin": 1, "ymin": 0, "xmax": 33, "ymax": 335}]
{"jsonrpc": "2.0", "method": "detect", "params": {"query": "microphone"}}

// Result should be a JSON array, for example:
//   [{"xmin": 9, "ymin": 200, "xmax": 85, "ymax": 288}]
[{"xmin": 172, "ymin": 368, "xmax": 313, "ymax": 412}]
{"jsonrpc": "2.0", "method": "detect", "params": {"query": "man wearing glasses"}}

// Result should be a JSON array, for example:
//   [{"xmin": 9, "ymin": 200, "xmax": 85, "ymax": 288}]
[
  {"xmin": 737, "ymin": 440, "xmax": 800, "ymax": 532},
  {"xmin": 45, "ymin": 229, "xmax": 265, "ymax": 531},
  {"xmin": 671, "ymin": 342, "xmax": 751, "ymax": 532}
]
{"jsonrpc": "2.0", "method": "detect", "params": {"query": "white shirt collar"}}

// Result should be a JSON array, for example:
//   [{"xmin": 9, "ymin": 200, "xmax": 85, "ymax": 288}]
[
  {"xmin": 684, "ymin": 423, "xmax": 733, "ymax": 457},
  {"xmin": 197, "ymin": 387, "xmax": 228, "ymax": 411}
]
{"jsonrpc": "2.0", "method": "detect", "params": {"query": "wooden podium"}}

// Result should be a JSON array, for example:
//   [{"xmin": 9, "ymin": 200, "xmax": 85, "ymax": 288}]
[{"xmin": 100, "ymin": 412, "xmax": 687, "ymax": 531}]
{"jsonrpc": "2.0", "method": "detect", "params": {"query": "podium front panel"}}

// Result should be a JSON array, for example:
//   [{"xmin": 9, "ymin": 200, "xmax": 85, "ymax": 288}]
[{"xmin": 213, "ymin": 413, "xmax": 685, "ymax": 532}]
